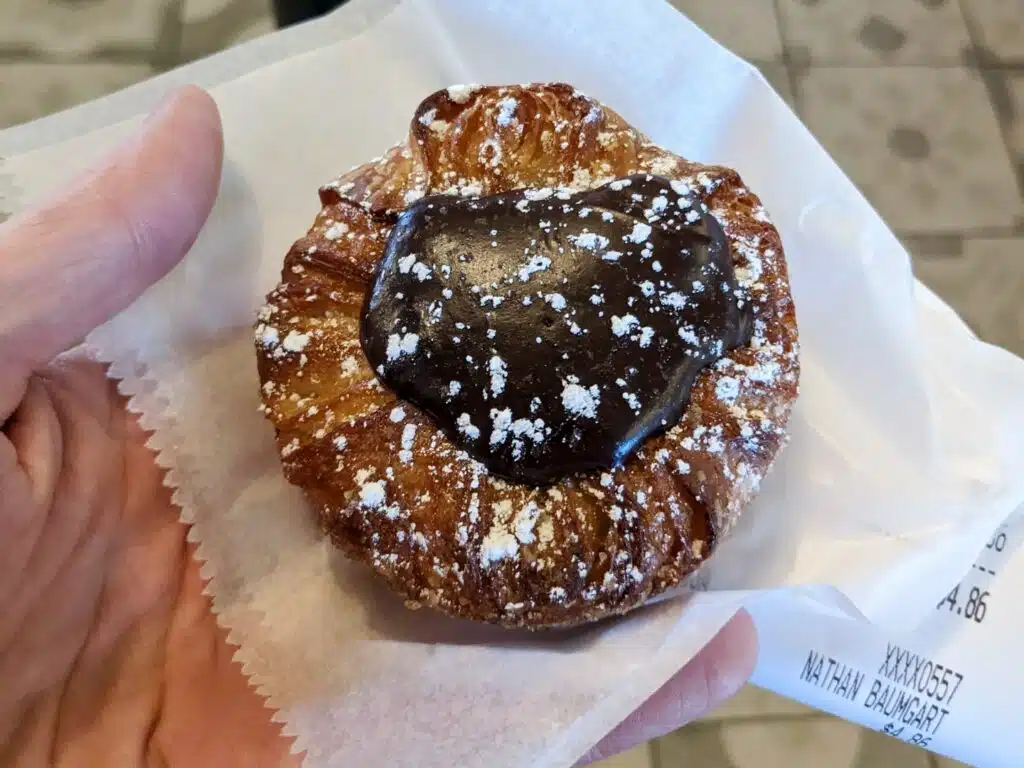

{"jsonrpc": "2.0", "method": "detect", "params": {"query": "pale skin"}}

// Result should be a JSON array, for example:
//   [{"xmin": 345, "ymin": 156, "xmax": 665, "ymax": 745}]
[{"xmin": 0, "ymin": 86, "xmax": 757, "ymax": 767}]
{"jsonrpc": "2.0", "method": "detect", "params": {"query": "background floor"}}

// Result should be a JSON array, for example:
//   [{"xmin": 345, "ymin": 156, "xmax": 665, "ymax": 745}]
[{"xmin": 1, "ymin": 0, "xmax": 1019, "ymax": 766}]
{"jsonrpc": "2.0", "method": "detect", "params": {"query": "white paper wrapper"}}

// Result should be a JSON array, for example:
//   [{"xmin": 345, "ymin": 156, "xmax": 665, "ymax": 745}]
[{"xmin": 4, "ymin": 1, "xmax": 1024, "ymax": 765}]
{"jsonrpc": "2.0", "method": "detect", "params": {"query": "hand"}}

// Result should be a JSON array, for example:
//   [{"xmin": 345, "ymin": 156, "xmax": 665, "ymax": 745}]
[
  {"xmin": 0, "ymin": 86, "xmax": 755, "ymax": 767},
  {"xmin": 580, "ymin": 611, "xmax": 756, "ymax": 765},
  {"xmin": 0, "ymin": 87, "xmax": 298, "ymax": 767}
]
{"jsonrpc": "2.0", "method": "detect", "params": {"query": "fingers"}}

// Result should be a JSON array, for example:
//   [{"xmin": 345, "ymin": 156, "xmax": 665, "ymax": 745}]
[
  {"xmin": 1, "ymin": 377, "xmax": 63, "ymax": 514},
  {"xmin": 578, "ymin": 610, "xmax": 758, "ymax": 766},
  {"xmin": 0, "ymin": 86, "xmax": 224, "ymax": 377}
]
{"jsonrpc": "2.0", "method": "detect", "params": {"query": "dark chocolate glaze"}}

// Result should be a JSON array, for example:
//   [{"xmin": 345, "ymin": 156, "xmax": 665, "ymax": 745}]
[{"xmin": 360, "ymin": 174, "xmax": 752, "ymax": 484}]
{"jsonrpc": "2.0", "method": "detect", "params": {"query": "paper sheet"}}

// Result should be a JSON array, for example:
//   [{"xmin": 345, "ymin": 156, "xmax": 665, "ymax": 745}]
[
  {"xmin": 750, "ymin": 508, "xmax": 1024, "ymax": 767},
  {"xmin": 4, "ymin": 1, "xmax": 1024, "ymax": 765}
]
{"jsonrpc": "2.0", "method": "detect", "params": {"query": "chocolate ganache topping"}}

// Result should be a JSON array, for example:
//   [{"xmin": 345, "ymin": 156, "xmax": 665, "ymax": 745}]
[{"xmin": 360, "ymin": 174, "xmax": 753, "ymax": 484}]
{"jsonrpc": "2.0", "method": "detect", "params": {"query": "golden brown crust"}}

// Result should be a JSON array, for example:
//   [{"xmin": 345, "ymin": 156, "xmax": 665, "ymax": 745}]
[{"xmin": 254, "ymin": 84, "xmax": 799, "ymax": 629}]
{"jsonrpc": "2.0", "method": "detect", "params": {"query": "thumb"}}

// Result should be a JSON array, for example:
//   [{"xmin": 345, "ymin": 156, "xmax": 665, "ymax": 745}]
[
  {"xmin": 577, "ymin": 610, "xmax": 758, "ymax": 766},
  {"xmin": 0, "ymin": 85, "xmax": 223, "ymax": 380}
]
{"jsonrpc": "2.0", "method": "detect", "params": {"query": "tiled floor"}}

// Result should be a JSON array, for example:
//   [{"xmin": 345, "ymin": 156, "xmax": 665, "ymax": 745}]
[{"xmin": 1, "ymin": 0, "xmax": 1018, "ymax": 766}]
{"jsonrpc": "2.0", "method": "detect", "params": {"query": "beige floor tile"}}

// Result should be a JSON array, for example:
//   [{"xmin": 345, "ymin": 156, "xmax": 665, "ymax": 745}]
[
  {"xmin": 590, "ymin": 742, "xmax": 654, "ymax": 768},
  {"xmin": 670, "ymin": 0, "xmax": 784, "ymax": 61},
  {"xmin": 901, "ymin": 233, "xmax": 966, "ymax": 261},
  {"xmin": 718, "ymin": 718, "xmax": 864, "ymax": 768},
  {"xmin": 1003, "ymin": 74, "xmax": 1024, "ymax": 165},
  {"xmin": 0, "ymin": 0, "xmax": 169, "ymax": 57},
  {"xmin": 658, "ymin": 717, "xmax": 933, "ymax": 768},
  {"xmin": 755, "ymin": 62, "xmax": 796, "ymax": 107},
  {"xmin": 0, "ymin": 160, "xmax": 15, "ymax": 225},
  {"xmin": 699, "ymin": 684, "xmax": 812, "ymax": 722},
  {"xmin": 798, "ymin": 66, "xmax": 1022, "ymax": 232},
  {"xmin": 912, "ymin": 238, "xmax": 1024, "ymax": 357},
  {"xmin": 656, "ymin": 718, "xmax": 854, "ymax": 768},
  {"xmin": 654, "ymin": 722, "xmax": 742, "ymax": 767},
  {"xmin": 962, "ymin": 0, "xmax": 1024, "ymax": 60},
  {"xmin": 181, "ymin": 0, "xmax": 276, "ymax": 62},
  {"xmin": 0, "ymin": 62, "xmax": 154, "ymax": 130},
  {"xmin": 855, "ymin": 728, "xmax": 934, "ymax": 767},
  {"xmin": 777, "ymin": 0, "xmax": 970, "ymax": 64}
]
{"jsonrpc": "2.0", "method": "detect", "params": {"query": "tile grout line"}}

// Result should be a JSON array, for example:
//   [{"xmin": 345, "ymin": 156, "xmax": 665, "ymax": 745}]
[
  {"xmin": 0, "ymin": 49, "xmax": 157, "ymax": 64},
  {"xmin": 957, "ymin": 0, "xmax": 1024, "ymax": 208},
  {"xmin": 9, "ymin": 52, "xmax": 1021, "ymax": 71},
  {"xmin": 762, "ymin": 60, "xmax": 1024, "ymax": 70},
  {"xmin": 901, "ymin": 219, "xmax": 1024, "ymax": 247},
  {"xmin": 154, "ymin": 0, "xmax": 187, "ymax": 72},
  {"xmin": 768, "ymin": 0, "xmax": 804, "ymax": 116},
  {"xmin": 681, "ymin": 712, "xmax": 843, "ymax": 730},
  {"xmin": 647, "ymin": 738, "xmax": 662, "ymax": 768}
]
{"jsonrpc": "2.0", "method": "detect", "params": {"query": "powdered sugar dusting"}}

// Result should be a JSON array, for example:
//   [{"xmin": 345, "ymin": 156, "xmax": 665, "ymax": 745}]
[
  {"xmin": 457, "ymin": 413, "xmax": 481, "ymax": 440},
  {"xmin": 359, "ymin": 480, "xmax": 386, "ymax": 509},
  {"xmin": 495, "ymin": 97, "xmax": 519, "ymax": 127},
  {"xmin": 385, "ymin": 332, "xmax": 419, "ymax": 362},
  {"xmin": 568, "ymin": 231, "xmax": 610, "ymax": 251},
  {"xmin": 282, "ymin": 330, "xmax": 309, "ymax": 353},
  {"xmin": 447, "ymin": 84, "xmax": 480, "ymax": 103},
  {"xmin": 561, "ymin": 377, "xmax": 600, "ymax": 419},
  {"xmin": 625, "ymin": 222, "xmax": 652, "ymax": 244},
  {"xmin": 260, "ymin": 89, "xmax": 797, "ymax": 626}
]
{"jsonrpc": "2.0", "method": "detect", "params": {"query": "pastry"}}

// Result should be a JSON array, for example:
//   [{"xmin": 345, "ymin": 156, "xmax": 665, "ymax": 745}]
[{"xmin": 254, "ymin": 83, "xmax": 799, "ymax": 629}]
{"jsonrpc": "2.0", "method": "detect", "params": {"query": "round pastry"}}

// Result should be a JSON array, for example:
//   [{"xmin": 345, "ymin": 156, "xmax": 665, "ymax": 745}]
[{"xmin": 254, "ymin": 83, "xmax": 799, "ymax": 629}]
